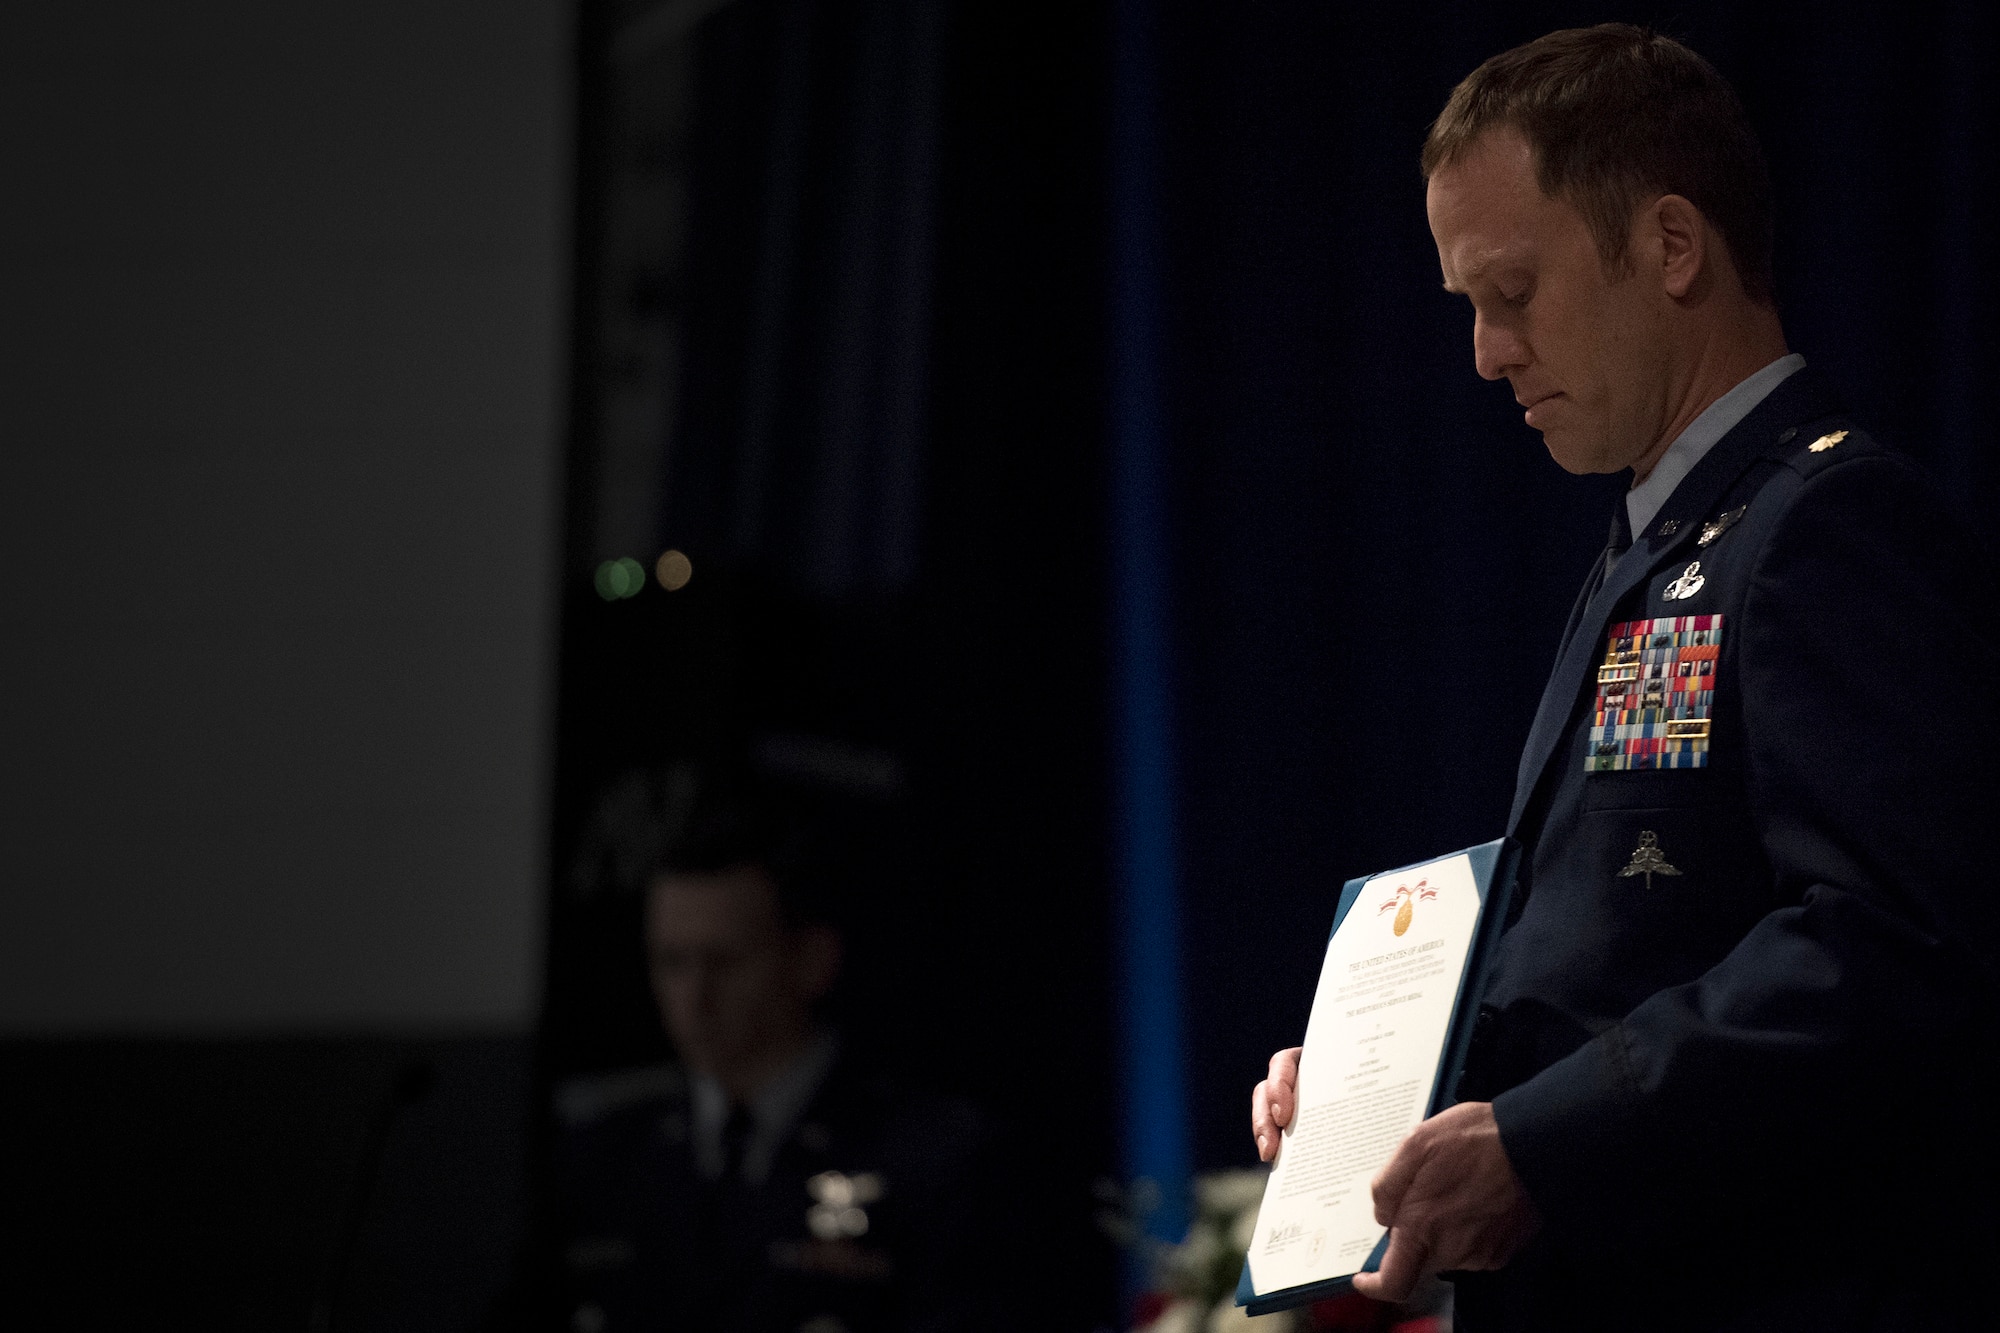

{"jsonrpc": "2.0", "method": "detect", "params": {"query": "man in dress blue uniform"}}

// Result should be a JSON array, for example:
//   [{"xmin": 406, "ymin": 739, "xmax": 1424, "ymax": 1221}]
[
  {"xmin": 553, "ymin": 781, "xmax": 1016, "ymax": 1333},
  {"xmin": 1250, "ymin": 25, "xmax": 1999, "ymax": 1331}
]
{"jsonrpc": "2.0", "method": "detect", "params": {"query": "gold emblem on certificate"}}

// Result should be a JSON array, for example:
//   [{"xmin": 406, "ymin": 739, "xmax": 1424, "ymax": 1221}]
[{"xmin": 1377, "ymin": 878, "xmax": 1438, "ymax": 937}]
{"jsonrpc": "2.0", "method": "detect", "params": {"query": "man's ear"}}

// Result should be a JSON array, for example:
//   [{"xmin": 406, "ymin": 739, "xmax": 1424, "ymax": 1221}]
[{"xmin": 1652, "ymin": 193, "xmax": 1708, "ymax": 301}]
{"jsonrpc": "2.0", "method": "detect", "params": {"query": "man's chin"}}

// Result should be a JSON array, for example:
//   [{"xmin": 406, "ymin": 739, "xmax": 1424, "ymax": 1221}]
[
  {"xmin": 1540, "ymin": 433, "xmax": 1624, "ymax": 477},
  {"xmin": 1540, "ymin": 435, "xmax": 1592, "ymax": 476}
]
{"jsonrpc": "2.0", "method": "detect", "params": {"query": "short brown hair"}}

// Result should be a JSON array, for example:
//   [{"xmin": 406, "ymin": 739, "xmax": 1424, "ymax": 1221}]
[{"xmin": 1421, "ymin": 24, "xmax": 1776, "ymax": 306}]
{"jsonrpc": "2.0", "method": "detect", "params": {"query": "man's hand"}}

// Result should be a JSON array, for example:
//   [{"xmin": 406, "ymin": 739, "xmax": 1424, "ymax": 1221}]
[
  {"xmin": 1249, "ymin": 1047, "xmax": 1301, "ymax": 1162},
  {"xmin": 1350, "ymin": 1101, "xmax": 1539, "ymax": 1303}
]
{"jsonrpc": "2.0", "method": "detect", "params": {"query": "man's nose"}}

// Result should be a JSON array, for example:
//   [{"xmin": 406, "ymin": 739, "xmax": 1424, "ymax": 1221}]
[
  {"xmin": 683, "ymin": 963, "xmax": 720, "ymax": 1006},
  {"xmin": 1472, "ymin": 311, "xmax": 1527, "ymax": 382}
]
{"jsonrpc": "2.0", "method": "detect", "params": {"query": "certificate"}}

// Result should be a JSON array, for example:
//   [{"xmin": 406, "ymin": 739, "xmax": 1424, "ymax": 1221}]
[{"xmin": 1236, "ymin": 839, "xmax": 1517, "ymax": 1315}]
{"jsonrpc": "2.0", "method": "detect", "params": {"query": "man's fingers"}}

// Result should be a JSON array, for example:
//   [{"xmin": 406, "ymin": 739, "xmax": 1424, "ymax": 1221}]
[
  {"xmin": 1350, "ymin": 1228, "xmax": 1428, "ymax": 1304},
  {"xmin": 1249, "ymin": 1080, "xmax": 1278, "ymax": 1161},
  {"xmin": 1266, "ymin": 1047, "xmax": 1301, "ymax": 1125},
  {"xmin": 1267, "ymin": 1046, "xmax": 1301, "ymax": 1086},
  {"xmin": 1251, "ymin": 1047, "xmax": 1304, "ymax": 1161},
  {"xmin": 1369, "ymin": 1125, "xmax": 1428, "ymax": 1226}
]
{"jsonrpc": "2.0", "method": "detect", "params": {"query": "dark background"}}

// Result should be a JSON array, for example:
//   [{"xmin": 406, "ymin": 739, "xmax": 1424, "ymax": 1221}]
[
  {"xmin": 4, "ymin": 0, "xmax": 1994, "ymax": 1326},
  {"xmin": 1150, "ymin": 0, "xmax": 2000, "ymax": 1178}
]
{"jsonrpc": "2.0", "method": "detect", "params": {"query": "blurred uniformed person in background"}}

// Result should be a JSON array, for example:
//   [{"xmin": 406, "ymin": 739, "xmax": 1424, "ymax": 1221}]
[{"xmin": 552, "ymin": 774, "xmax": 1017, "ymax": 1333}]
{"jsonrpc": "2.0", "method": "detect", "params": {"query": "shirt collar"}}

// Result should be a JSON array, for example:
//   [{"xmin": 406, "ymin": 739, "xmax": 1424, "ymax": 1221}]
[
  {"xmin": 690, "ymin": 1030, "xmax": 840, "ymax": 1185},
  {"xmin": 1624, "ymin": 353, "xmax": 1806, "ymax": 541}
]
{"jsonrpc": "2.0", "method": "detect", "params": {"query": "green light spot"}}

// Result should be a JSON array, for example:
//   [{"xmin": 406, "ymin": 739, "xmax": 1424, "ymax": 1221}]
[
  {"xmin": 615, "ymin": 557, "xmax": 645, "ymax": 598},
  {"xmin": 594, "ymin": 560, "xmax": 621, "ymax": 600}
]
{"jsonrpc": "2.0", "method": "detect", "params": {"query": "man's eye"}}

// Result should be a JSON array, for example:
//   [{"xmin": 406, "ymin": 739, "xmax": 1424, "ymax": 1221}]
[
  {"xmin": 651, "ymin": 952, "xmax": 706, "ymax": 973},
  {"xmin": 1503, "ymin": 287, "xmax": 1531, "ymax": 307}
]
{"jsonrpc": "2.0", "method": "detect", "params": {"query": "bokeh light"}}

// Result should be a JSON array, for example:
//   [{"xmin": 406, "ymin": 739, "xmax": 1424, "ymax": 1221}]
[
  {"xmin": 655, "ymin": 548, "xmax": 692, "ymax": 591},
  {"xmin": 593, "ymin": 557, "xmax": 647, "ymax": 601}
]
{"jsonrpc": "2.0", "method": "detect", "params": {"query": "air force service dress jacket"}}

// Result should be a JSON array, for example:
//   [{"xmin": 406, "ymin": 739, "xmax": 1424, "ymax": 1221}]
[
  {"xmin": 553, "ymin": 1058, "xmax": 1017, "ymax": 1333},
  {"xmin": 1451, "ymin": 365, "xmax": 2000, "ymax": 1332}
]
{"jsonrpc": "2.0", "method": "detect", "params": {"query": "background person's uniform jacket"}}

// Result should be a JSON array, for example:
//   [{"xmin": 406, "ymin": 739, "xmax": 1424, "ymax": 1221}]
[{"xmin": 553, "ymin": 1057, "xmax": 1016, "ymax": 1333}]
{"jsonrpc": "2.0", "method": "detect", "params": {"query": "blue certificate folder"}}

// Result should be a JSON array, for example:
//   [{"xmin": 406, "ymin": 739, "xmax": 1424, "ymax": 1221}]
[{"xmin": 1234, "ymin": 837, "xmax": 1519, "ymax": 1316}]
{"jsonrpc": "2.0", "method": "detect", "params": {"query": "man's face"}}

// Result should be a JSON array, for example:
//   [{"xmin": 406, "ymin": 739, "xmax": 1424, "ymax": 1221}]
[
  {"xmin": 643, "ymin": 865, "xmax": 835, "ymax": 1079},
  {"xmin": 1426, "ymin": 126, "xmax": 1671, "ymax": 474}
]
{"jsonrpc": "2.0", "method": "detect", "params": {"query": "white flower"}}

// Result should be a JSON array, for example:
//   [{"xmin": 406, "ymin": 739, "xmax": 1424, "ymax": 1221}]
[
  {"xmin": 1180, "ymin": 1220, "xmax": 1223, "ymax": 1275},
  {"xmin": 1229, "ymin": 1204, "xmax": 1260, "ymax": 1254},
  {"xmin": 1195, "ymin": 1168, "xmax": 1271, "ymax": 1219}
]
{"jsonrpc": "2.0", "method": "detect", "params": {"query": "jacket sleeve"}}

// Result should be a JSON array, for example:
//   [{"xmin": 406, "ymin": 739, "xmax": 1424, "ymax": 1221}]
[{"xmin": 1491, "ymin": 452, "xmax": 2000, "ymax": 1250}]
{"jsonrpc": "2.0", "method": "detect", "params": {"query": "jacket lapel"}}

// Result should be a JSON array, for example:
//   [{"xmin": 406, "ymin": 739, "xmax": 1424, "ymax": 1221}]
[{"xmin": 1506, "ymin": 366, "xmax": 1847, "ymax": 834}]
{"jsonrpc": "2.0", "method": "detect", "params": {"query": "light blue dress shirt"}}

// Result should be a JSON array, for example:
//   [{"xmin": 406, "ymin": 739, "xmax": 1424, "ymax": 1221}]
[{"xmin": 1613, "ymin": 352, "xmax": 1807, "ymax": 570}]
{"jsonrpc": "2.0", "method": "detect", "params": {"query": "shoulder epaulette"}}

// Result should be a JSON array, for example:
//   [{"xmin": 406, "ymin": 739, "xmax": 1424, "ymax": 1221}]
[
  {"xmin": 554, "ymin": 1062, "xmax": 686, "ymax": 1128},
  {"xmin": 1773, "ymin": 419, "xmax": 1881, "ymax": 475}
]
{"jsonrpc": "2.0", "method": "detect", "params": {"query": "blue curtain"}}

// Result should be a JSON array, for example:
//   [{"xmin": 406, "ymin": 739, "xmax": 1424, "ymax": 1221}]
[{"xmin": 1133, "ymin": 0, "xmax": 2000, "ymax": 1171}]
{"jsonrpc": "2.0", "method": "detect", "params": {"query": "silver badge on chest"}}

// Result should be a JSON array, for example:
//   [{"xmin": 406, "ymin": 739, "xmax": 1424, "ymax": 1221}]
[
  {"xmin": 1662, "ymin": 561, "xmax": 1705, "ymax": 601},
  {"xmin": 1618, "ymin": 831, "xmax": 1683, "ymax": 889}
]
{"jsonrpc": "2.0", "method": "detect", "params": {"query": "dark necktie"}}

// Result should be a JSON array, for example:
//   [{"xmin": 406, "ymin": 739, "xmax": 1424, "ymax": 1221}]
[
  {"xmin": 1557, "ymin": 499, "xmax": 1634, "ymax": 667},
  {"xmin": 1603, "ymin": 499, "xmax": 1633, "ymax": 580},
  {"xmin": 719, "ymin": 1103, "xmax": 756, "ymax": 1185}
]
